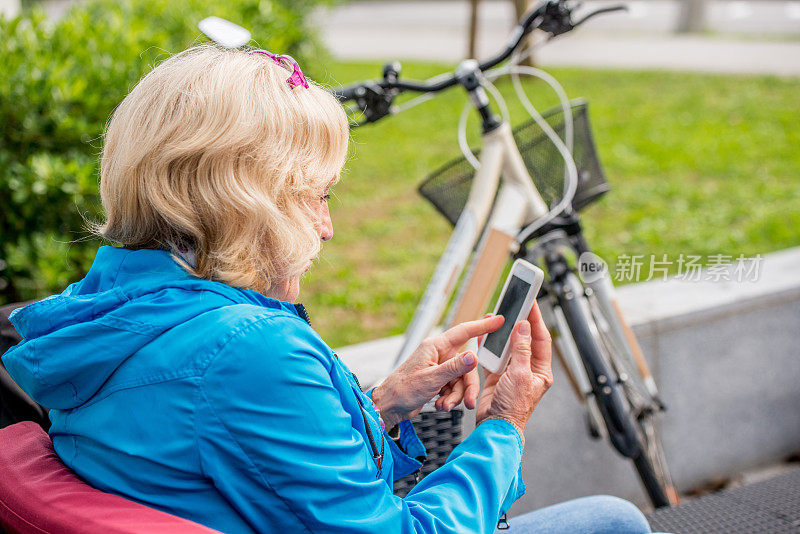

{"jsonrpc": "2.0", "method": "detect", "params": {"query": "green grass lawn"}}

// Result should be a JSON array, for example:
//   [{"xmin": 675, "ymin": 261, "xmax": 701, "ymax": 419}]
[{"xmin": 301, "ymin": 61, "xmax": 800, "ymax": 348}]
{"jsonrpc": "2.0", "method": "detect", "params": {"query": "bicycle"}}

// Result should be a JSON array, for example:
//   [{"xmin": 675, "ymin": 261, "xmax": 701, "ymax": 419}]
[{"xmin": 327, "ymin": 0, "xmax": 679, "ymax": 509}]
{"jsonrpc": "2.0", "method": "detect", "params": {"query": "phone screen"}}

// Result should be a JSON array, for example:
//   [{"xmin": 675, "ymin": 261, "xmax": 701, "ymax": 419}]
[{"xmin": 484, "ymin": 275, "xmax": 531, "ymax": 357}]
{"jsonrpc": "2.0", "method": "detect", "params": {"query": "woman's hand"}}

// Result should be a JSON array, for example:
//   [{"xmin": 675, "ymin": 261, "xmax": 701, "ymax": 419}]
[
  {"xmin": 475, "ymin": 302, "xmax": 553, "ymax": 437},
  {"xmin": 371, "ymin": 315, "xmax": 504, "ymax": 430}
]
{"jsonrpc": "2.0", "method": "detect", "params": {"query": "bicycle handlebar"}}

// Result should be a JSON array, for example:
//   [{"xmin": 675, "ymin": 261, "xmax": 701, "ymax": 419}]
[
  {"xmin": 571, "ymin": 4, "xmax": 628, "ymax": 28},
  {"xmin": 333, "ymin": 0, "xmax": 626, "ymax": 125}
]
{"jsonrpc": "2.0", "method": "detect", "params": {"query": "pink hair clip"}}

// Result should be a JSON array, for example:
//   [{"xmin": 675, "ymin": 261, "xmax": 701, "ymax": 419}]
[{"xmin": 250, "ymin": 49, "xmax": 309, "ymax": 90}]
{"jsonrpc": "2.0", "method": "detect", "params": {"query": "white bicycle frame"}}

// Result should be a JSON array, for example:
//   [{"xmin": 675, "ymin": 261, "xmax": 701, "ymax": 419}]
[
  {"xmin": 392, "ymin": 103, "xmax": 661, "ymax": 406},
  {"xmin": 394, "ymin": 121, "xmax": 547, "ymax": 365}
]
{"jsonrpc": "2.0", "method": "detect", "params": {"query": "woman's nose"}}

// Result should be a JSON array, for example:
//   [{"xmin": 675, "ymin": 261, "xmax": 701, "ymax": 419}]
[{"xmin": 319, "ymin": 204, "xmax": 333, "ymax": 242}]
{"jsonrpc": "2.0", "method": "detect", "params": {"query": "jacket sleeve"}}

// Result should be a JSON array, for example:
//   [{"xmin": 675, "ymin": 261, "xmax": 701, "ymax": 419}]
[
  {"xmin": 363, "ymin": 386, "xmax": 428, "ymax": 482},
  {"xmin": 196, "ymin": 313, "xmax": 525, "ymax": 534}
]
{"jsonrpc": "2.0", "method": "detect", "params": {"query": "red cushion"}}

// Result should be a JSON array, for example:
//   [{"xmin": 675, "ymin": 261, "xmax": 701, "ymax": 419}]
[{"xmin": 0, "ymin": 422, "xmax": 219, "ymax": 533}]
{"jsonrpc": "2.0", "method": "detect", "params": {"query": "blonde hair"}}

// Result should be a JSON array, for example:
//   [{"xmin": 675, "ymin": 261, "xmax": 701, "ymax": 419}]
[{"xmin": 98, "ymin": 44, "xmax": 349, "ymax": 294}]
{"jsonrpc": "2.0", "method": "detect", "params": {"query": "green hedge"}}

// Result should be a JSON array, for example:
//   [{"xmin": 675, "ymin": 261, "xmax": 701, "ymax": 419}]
[{"xmin": 0, "ymin": 0, "xmax": 332, "ymax": 305}]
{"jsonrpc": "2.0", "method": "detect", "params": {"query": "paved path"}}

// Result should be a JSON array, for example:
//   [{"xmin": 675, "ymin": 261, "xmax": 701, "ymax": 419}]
[
  {"xmin": 25, "ymin": 0, "xmax": 800, "ymax": 76},
  {"xmin": 315, "ymin": 0, "xmax": 800, "ymax": 76}
]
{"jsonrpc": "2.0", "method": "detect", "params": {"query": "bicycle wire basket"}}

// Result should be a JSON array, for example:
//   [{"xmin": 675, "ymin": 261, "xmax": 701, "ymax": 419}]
[{"xmin": 418, "ymin": 100, "xmax": 609, "ymax": 227}]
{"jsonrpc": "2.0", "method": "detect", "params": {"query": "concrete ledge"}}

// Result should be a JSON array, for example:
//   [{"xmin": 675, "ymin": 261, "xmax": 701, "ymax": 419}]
[
  {"xmin": 617, "ymin": 247, "xmax": 800, "ymax": 331},
  {"xmin": 336, "ymin": 246, "xmax": 800, "ymax": 511}
]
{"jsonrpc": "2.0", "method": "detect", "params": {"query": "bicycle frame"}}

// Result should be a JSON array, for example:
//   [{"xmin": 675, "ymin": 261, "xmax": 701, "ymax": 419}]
[
  {"xmin": 352, "ymin": 48, "xmax": 676, "ymax": 512},
  {"xmin": 392, "ymin": 95, "xmax": 662, "ymax": 413},
  {"xmin": 394, "ymin": 120, "xmax": 548, "ymax": 366}
]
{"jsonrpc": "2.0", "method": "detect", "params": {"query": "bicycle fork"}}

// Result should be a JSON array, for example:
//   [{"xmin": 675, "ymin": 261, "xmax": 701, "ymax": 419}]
[
  {"xmin": 527, "ymin": 243, "xmax": 674, "ymax": 508},
  {"xmin": 536, "ymin": 293, "xmax": 608, "ymax": 441},
  {"xmin": 540, "ymin": 249, "xmax": 643, "ymax": 459}
]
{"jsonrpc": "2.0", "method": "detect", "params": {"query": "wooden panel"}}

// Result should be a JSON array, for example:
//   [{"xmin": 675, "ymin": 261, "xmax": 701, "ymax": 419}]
[{"xmin": 449, "ymin": 228, "xmax": 514, "ymax": 331}]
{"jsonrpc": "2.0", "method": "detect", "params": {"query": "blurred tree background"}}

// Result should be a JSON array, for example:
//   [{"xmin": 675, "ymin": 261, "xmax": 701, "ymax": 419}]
[
  {"xmin": 1, "ymin": 0, "xmax": 798, "ymax": 348},
  {"xmin": 0, "ymin": 0, "xmax": 332, "ymax": 304}
]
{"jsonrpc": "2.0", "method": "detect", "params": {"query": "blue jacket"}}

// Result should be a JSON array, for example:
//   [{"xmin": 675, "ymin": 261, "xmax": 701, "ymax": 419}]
[{"xmin": 3, "ymin": 246, "xmax": 525, "ymax": 533}]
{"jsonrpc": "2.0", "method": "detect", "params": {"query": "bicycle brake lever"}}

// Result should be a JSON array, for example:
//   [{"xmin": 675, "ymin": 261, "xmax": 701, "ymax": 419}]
[
  {"xmin": 538, "ymin": 0, "xmax": 575, "ymax": 37},
  {"xmin": 344, "ymin": 82, "xmax": 395, "ymax": 128}
]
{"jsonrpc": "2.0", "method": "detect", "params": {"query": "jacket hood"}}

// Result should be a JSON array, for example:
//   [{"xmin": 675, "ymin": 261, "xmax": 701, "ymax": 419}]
[{"xmin": 2, "ymin": 246, "xmax": 295, "ymax": 410}]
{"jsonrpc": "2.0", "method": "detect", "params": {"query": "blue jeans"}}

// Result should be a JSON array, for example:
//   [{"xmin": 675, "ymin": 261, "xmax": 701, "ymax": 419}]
[{"xmin": 496, "ymin": 495, "xmax": 665, "ymax": 534}]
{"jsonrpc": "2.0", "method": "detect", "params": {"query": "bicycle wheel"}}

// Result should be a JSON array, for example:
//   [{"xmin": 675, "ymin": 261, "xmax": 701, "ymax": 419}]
[
  {"xmin": 552, "ymin": 269, "xmax": 673, "ymax": 508},
  {"xmin": 584, "ymin": 289, "xmax": 679, "ymax": 506}
]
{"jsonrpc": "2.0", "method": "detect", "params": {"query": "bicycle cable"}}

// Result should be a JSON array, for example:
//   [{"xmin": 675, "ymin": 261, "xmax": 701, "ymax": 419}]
[
  {"xmin": 508, "ymin": 48, "xmax": 574, "ymax": 154},
  {"xmin": 504, "ymin": 63, "xmax": 578, "ymax": 243},
  {"xmin": 453, "ymin": 50, "xmax": 580, "ymax": 244},
  {"xmin": 456, "ymin": 75, "xmax": 511, "ymax": 170},
  {"xmin": 345, "ymin": 8, "xmax": 587, "ymax": 244},
  {"xmin": 454, "ymin": 38, "xmax": 549, "ymax": 170}
]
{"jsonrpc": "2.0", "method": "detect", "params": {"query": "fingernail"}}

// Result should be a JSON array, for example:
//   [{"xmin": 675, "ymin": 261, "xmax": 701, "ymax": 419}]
[
  {"xmin": 463, "ymin": 352, "xmax": 475, "ymax": 365},
  {"xmin": 519, "ymin": 321, "xmax": 531, "ymax": 335}
]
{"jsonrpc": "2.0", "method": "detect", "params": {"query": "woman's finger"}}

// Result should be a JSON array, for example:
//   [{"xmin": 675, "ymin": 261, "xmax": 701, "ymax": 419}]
[
  {"xmin": 527, "ymin": 301, "xmax": 553, "ymax": 377},
  {"xmin": 436, "ymin": 315, "xmax": 504, "ymax": 353},
  {"xmin": 426, "ymin": 350, "xmax": 477, "ymax": 389},
  {"xmin": 442, "ymin": 378, "xmax": 467, "ymax": 410},
  {"xmin": 477, "ymin": 313, "xmax": 494, "ymax": 346},
  {"xmin": 463, "ymin": 367, "xmax": 480, "ymax": 410},
  {"xmin": 436, "ymin": 384, "xmax": 454, "ymax": 410},
  {"xmin": 507, "ymin": 320, "xmax": 533, "ymax": 373},
  {"xmin": 444, "ymin": 365, "xmax": 479, "ymax": 409},
  {"xmin": 527, "ymin": 301, "xmax": 550, "ymax": 342}
]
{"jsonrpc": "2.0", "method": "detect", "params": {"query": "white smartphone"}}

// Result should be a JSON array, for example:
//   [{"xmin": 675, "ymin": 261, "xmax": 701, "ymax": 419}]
[{"xmin": 477, "ymin": 259, "xmax": 545, "ymax": 374}]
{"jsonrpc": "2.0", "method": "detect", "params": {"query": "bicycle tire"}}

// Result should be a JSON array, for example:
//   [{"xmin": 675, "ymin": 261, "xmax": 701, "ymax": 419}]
[
  {"xmin": 586, "ymin": 292, "xmax": 679, "ymax": 506},
  {"xmin": 553, "ymin": 271, "xmax": 671, "ymax": 508}
]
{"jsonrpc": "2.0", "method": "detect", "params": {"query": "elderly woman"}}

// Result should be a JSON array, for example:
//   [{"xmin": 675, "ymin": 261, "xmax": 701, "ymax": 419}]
[{"xmin": 3, "ymin": 46, "xmax": 656, "ymax": 533}]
